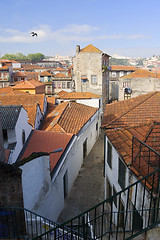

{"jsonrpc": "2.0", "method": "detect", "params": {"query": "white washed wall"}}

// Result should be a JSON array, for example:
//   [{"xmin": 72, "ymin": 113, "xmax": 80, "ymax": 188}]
[
  {"xmin": 20, "ymin": 156, "xmax": 51, "ymax": 211},
  {"xmin": 9, "ymin": 108, "xmax": 32, "ymax": 163}
]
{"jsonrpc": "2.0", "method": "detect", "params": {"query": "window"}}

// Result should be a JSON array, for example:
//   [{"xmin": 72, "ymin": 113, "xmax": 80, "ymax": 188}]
[
  {"xmin": 91, "ymin": 75, "xmax": 97, "ymax": 84},
  {"xmin": 123, "ymin": 81, "xmax": 130, "ymax": 88},
  {"xmin": 67, "ymin": 82, "xmax": 71, "ymax": 89},
  {"xmin": 106, "ymin": 178, "xmax": 112, "ymax": 199},
  {"xmin": 107, "ymin": 141, "xmax": 112, "ymax": 168},
  {"xmin": 52, "ymin": 82, "xmax": 56, "ymax": 89},
  {"xmin": 63, "ymin": 170, "xmax": 68, "ymax": 199},
  {"xmin": 40, "ymin": 76, "xmax": 44, "ymax": 82},
  {"xmin": 96, "ymin": 122, "xmax": 98, "ymax": 131},
  {"xmin": 22, "ymin": 130, "xmax": 25, "ymax": 145},
  {"xmin": 81, "ymin": 75, "xmax": 87, "ymax": 83},
  {"xmin": 48, "ymin": 76, "xmax": 51, "ymax": 82},
  {"xmin": 57, "ymin": 82, "xmax": 61, "ymax": 89},
  {"xmin": 62, "ymin": 82, "xmax": 66, "ymax": 89},
  {"xmin": 118, "ymin": 158, "xmax": 126, "ymax": 189},
  {"xmin": 112, "ymin": 72, "xmax": 116, "ymax": 77},
  {"xmin": 124, "ymin": 93, "xmax": 131, "ymax": 100}
]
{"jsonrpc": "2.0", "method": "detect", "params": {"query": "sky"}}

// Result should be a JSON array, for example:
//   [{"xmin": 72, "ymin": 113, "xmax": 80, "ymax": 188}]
[{"xmin": 1, "ymin": 0, "xmax": 160, "ymax": 58}]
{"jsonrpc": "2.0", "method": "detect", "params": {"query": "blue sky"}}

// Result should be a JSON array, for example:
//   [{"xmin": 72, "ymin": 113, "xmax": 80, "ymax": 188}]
[{"xmin": 0, "ymin": 0, "xmax": 160, "ymax": 58}]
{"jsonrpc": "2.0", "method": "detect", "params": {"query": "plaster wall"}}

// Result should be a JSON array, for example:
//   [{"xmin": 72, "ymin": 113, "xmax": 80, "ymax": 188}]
[{"xmin": 9, "ymin": 108, "xmax": 32, "ymax": 163}]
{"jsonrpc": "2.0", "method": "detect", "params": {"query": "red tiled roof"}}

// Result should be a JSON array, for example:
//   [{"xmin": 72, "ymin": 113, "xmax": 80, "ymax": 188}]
[
  {"xmin": 12, "ymin": 71, "xmax": 27, "ymax": 77},
  {"xmin": 20, "ymin": 130, "xmax": 73, "ymax": 171},
  {"xmin": 56, "ymin": 90, "xmax": 68, "ymax": 97},
  {"xmin": 80, "ymin": 44, "xmax": 102, "ymax": 53},
  {"xmin": 121, "ymin": 69, "xmax": 160, "ymax": 78},
  {"xmin": 53, "ymin": 73, "xmax": 68, "ymax": 78},
  {"xmin": 22, "ymin": 64, "xmax": 44, "ymax": 70},
  {"xmin": 41, "ymin": 101, "xmax": 98, "ymax": 134},
  {"xmin": 54, "ymin": 67, "xmax": 66, "ymax": 71},
  {"xmin": 111, "ymin": 65, "xmax": 137, "ymax": 71},
  {"xmin": 58, "ymin": 92, "xmax": 101, "ymax": 99},
  {"xmin": 12, "ymin": 79, "xmax": 45, "ymax": 89},
  {"xmin": 102, "ymin": 92, "xmax": 160, "ymax": 129},
  {"xmin": 105, "ymin": 122, "xmax": 160, "ymax": 185},
  {"xmin": 40, "ymin": 71, "xmax": 52, "ymax": 76},
  {"xmin": 0, "ymin": 93, "xmax": 46, "ymax": 115}
]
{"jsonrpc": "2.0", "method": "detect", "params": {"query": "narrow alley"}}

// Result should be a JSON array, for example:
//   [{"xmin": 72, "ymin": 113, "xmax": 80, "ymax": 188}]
[{"xmin": 58, "ymin": 130, "xmax": 105, "ymax": 223}]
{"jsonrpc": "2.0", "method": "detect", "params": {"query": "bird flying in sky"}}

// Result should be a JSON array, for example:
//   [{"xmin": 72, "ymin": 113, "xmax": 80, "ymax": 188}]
[{"xmin": 31, "ymin": 32, "xmax": 38, "ymax": 37}]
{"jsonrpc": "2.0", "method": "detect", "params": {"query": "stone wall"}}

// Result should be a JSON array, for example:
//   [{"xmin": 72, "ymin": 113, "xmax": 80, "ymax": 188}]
[{"xmin": 0, "ymin": 162, "xmax": 23, "ymax": 207}]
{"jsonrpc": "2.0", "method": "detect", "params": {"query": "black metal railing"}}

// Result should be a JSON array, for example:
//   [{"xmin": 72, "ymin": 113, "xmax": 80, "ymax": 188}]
[
  {"xmin": 32, "ymin": 168, "xmax": 160, "ymax": 240},
  {"xmin": 0, "ymin": 207, "xmax": 59, "ymax": 239}
]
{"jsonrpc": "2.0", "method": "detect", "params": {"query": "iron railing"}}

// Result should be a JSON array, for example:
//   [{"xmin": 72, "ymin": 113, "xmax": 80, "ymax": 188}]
[
  {"xmin": 0, "ymin": 207, "xmax": 59, "ymax": 239},
  {"xmin": 33, "ymin": 167, "xmax": 160, "ymax": 240}
]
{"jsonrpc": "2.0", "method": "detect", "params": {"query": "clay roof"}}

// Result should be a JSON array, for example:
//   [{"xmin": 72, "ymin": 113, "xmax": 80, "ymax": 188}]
[
  {"xmin": 12, "ymin": 71, "xmax": 27, "ymax": 77},
  {"xmin": 102, "ymin": 92, "xmax": 160, "ymax": 129},
  {"xmin": 12, "ymin": 79, "xmax": 45, "ymax": 89},
  {"xmin": 105, "ymin": 122, "xmax": 160, "ymax": 188},
  {"xmin": 54, "ymin": 67, "xmax": 66, "ymax": 71},
  {"xmin": 53, "ymin": 73, "xmax": 68, "ymax": 78},
  {"xmin": 0, "ymin": 66, "xmax": 9, "ymax": 70},
  {"xmin": 80, "ymin": 44, "xmax": 102, "ymax": 53},
  {"xmin": 19, "ymin": 130, "xmax": 73, "ymax": 171},
  {"xmin": 0, "ymin": 93, "xmax": 46, "ymax": 115},
  {"xmin": 22, "ymin": 64, "xmax": 44, "ymax": 70},
  {"xmin": 0, "ymin": 87, "xmax": 30, "ymax": 96},
  {"xmin": 111, "ymin": 65, "xmax": 137, "ymax": 71},
  {"xmin": 41, "ymin": 101, "xmax": 98, "ymax": 134},
  {"xmin": 40, "ymin": 71, "xmax": 52, "ymax": 76},
  {"xmin": 57, "ymin": 90, "xmax": 68, "ymax": 97},
  {"xmin": 58, "ymin": 92, "xmax": 101, "ymax": 99},
  {"xmin": 121, "ymin": 69, "xmax": 160, "ymax": 78},
  {"xmin": 26, "ymin": 71, "xmax": 39, "ymax": 80}
]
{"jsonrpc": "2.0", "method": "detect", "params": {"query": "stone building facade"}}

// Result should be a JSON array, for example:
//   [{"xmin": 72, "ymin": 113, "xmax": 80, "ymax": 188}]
[
  {"xmin": 119, "ymin": 69, "xmax": 160, "ymax": 100},
  {"xmin": 72, "ymin": 44, "xmax": 110, "ymax": 111}
]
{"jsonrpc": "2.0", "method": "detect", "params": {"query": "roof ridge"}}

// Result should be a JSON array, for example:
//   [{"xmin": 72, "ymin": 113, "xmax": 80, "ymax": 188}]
[{"xmin": 104, "ymin": 92, "xmax": 158, "ymax": 128}]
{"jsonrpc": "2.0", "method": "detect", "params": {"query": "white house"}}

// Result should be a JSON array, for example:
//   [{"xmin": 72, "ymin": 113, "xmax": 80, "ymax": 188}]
[
  {"xmin": 104, "ymin": 123, "xmax": 160, "ymax": 231},
  {"xmin": 0, "ymin": 105, "xmax": 32, "ymax": 164},
  {"xmin": 17, "ymin": 130, "xmax": 79, "ymax": 222}
]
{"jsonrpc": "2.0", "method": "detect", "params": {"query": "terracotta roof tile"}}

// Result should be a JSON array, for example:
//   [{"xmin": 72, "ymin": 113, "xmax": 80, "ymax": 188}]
[
  {"xmin": 102, "ymin": 92, "xmax": 160, "ymax": 129},
  {"xmin": 53, "ymin": 73, "xmax": 68, "ymax": 78},
  {"xmin": 12, "ymin": 71, "xmax": 27, "ymax": 77},
  {"xmin": 20, "ymin": 130, "xmax": 73, "ymax": 171},
  {"xmin": 111, "ymin": 65, "xmax": 137, "ymax": 71},
  {"xmin": 80, "ymin": 44, "xmax": 102, "ymax": 53},
  {"xmin": 40, "ymin": 71, "xmax": 52, "ymax": 76},
  {"xmin": 12, "ymin": 79, "xmax": 45, "ymax": 89},
  {"xmin": 54, "ymin": 67, "xmax": 66, "ymax": 71},
  {"xmin": 58, "ymin": 92, "xmax": 101, "ymax": 99},
  {"xmin": 121, "ymin": 69, "xmax": 160, "ymax": 78},
  {"xmin": 0, "ymin": 93, "xmax": 46, "ymax": 116},
  {"xmin": 41, "ymin": 102, "xmax": 98, "ymax": 134}
]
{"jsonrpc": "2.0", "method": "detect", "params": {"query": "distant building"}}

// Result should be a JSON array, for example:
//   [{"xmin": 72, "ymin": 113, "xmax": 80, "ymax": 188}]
[
  {"xmin": 109, "ymin": 65, "xmax": 136, "ymax": 101},
  {"xmin": 73, "ymin": 44, "xmax": 110, "ymax": 110},
  {"xmin": 119, "ymin": 69, "xmax": 160, "ymax": 100}
]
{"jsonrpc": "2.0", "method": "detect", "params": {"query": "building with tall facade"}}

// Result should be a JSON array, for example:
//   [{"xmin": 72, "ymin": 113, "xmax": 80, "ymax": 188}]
[{"xmin": 72, "ymin": 44, "xmax": 110, "ymax": 111}]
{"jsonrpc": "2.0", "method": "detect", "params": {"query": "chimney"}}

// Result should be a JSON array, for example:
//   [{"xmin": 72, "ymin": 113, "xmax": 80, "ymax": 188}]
[{"xmin": 76, "ymin": 45, "xmax": 80, "ymax": 54}]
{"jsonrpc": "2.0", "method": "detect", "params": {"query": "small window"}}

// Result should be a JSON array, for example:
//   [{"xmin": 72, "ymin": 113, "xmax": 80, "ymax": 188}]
[
  {"xmin": 107, "ymin": 141, "xmax": 112, "ymax": 168},
  {"xmin": 96, "ymin": 122, "xmax": 98, "ymax": 131},
  {"xmin": 67, "ymin": 82, "xmax": 71, "ymax": 89},
  {"xmin": 91, "ymin": 75, "xmax": 97, "ymax": 84},
  {"xmin": 63, "ymin": 170, "xmax": 68, "ymax": 199},
  {"xmin": 81, "ymin": 75, "xmax": 87, "ymax": 83},
  {"xmin": 118, "ymin": 158, "xmax": 126, "ymax": 189},
  {"xmin": 124, "ymin": 93, "xmax": 131, "ymax": 100},
  {"xmin": 22, "ymin": 130, "xmax": 25, "ymax": 145},
  {"xmin": 106, "ymin": 178, "xmax": 112, "ymax": 199},
  {"xmin": 62, "ymin": 82, "xmax": 66, "ymax": 89}
]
